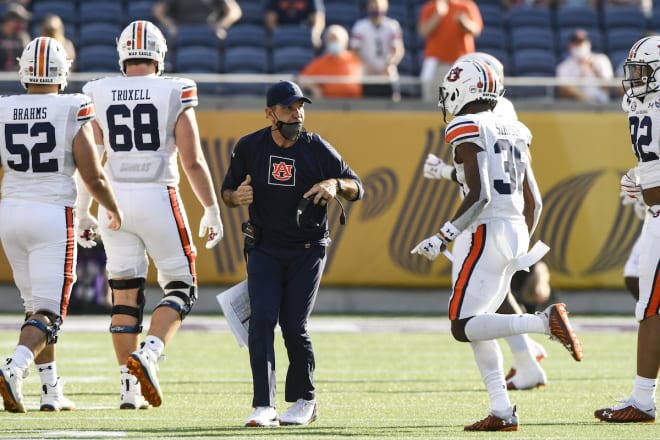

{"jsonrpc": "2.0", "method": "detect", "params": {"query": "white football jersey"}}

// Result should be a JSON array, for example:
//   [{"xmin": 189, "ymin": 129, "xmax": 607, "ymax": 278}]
[
  {"xmin": 350, "ymin": 16, "xmax": 404, "ymax": 73},
  {"xmin": 445, "ymin": 110, "xmax": 533, "ymax": 225},
  {"xmin": 83, "ymin": 75, "xmax": 198, "ymax": 187},
  {"xmin": 494, "ymin": 96, "xmax": 518, "ymax": 121},
  {"xmin": 0, "ymin": 93, "xmax": 94, "ymax": 206},
  {"xmin": 624, "ymin": 93, "xmax": 660, "ymax": 189}
]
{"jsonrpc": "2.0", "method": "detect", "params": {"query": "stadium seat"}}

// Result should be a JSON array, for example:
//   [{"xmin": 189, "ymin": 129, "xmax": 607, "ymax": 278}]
[
  {"xmin": 125, "ymin": 1, "xmax": 156, "ymax": 24},
  {"xmin": 507, "ymin": 6, "xmax": 552, "ymax": 30},
  {"xmin": 224, "ymin": 46, "xmax": 269, "ymax": 73},
  {"xmin": 271, "ymin": 46, "xmax": 315, "ymax": 74},
  {"xmin": 79, "ymin": 2, "xmax": 124, "ymax": 26},
  {"xmin": 224, "ymin": 24, "xmax": 268, "ymax": 49},
  {"xmin": 31, "ymin": 1, "xmax": 76, "ymax": 28},
  {"xmin": 271, "ymin": 25, "xmax": 313, "ymax": 49},
  {"xmin": 174, "ymin": 25, "xmax": 219, "ymax": 50},
  {"xmin": 397, "ymin": 52, "xmax": 418, "ymax": 76},
  {"xmin": 77, "ymin": 45, "xmax": 120, "ymax": 72},
  {"xmin": 650, "ymin": 8, "xmax": 660, "ymax": 32},
  {"xmin": 609, "ymin": 49, "xmax": 629, "ymax": 75},
  {"xmin": 387, "ymin": 4, "xmax": 409, "ymax": 30},
  {"xmin": 325, "ymin": 3, "xmax": 361, "ymax": 28},
  {"xmin": 555, "ymin": 6, "xmax": 600, "ymax": 30},
  {"xmin": 77, "ymin": 23, "xmax": 122, "ymax": 48},
  {"xmin": 510, "ymin": 27, "xmax": 556, "ymax": 53},
  {"xmin": 173, "ymin": 46, "xmax": 220, "ymax": 73},
  {"xmin": 477, "ymin": 4, "xmax": 507, "ymax": 29},
  {"xmin": 238, "ymin": 2, "xmax": 265, "ymax": 25},
  {"xmin": 605, "ymin": 28, "xmax": 644, "ymax": 55},
  {"xmin": 475, "ymin": 27, "xmax": 508, "ymax": 52},
  {"xmin": 601, "ymin": 6, "xmax": 647, "ymax": 30},
  {"xmin": 511, "ymin": 49, "xmax": 557, "ymax": 76}
]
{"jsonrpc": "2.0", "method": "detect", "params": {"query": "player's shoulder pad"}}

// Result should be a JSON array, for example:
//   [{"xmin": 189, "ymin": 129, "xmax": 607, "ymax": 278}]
[
  {"xmin": 445, "ymin": 115, "xmax": 480, "ymax": 145},
  {"xmin": 162, "ymin": 75, "xmax": 197, "ymax": 87}
]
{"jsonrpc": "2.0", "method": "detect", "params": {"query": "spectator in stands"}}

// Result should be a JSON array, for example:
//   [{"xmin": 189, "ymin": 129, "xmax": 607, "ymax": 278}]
[
  {"xmin": 265, "ymin": 0, "xmax": 325, "ymax": 51},
  {"xmin": 601, "ymin": 0, "xmax": 651, "ymax": 18},
  {"xmin": 153, "ymin": 0, "xmax": 242, "ymax": 40},
  {"xmin": 0, "ymin": 3, "xmax": 30, "ymax": 72},
  {"xmin": 556, "ymin": 28, "xmax": 613, "ymax": 104},
  {"xmin": 300, "ymin": 24, "xmax": 363, "ymax": 99},
  {"xmin": 417, "ymin": 0, "xmax": 482, "ymax": 102},
  {"xmin": 39, "ymin": 14, "xmax": 76, "ymax": 71},
  {"xmin": 350, "ymin": 0, "xmax": 405, "ymax": 102}
]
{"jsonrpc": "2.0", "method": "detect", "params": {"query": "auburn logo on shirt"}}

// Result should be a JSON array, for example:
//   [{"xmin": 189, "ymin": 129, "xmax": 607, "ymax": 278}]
[{"xmin": 269, "ymin": 155, "xmax": 295, "ymax": 186}]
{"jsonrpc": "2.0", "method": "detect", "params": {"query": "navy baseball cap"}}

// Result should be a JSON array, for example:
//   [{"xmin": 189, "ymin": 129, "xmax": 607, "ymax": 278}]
[{"xmin": 266, "ymin": 81, "xmax": 312, "ymax": 107}]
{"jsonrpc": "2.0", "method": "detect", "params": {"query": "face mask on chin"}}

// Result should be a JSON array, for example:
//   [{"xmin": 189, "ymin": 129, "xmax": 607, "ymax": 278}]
[
  {"xmin": 326, "ymin": 41, "xmax": 343, "ymax": 56},
  {"xmin": 275, "ymin": 118, "xmax": 303, "ymax": 141},
  {"xmin": 571, "ymin": 42, "xmax": 591, "ymax": 60}
]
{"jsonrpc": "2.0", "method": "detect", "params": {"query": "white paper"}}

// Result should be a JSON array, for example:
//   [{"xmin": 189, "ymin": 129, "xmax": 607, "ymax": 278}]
[{"xmin": 216, "ymin": 280, "xmax": 250, "ymax": 348}]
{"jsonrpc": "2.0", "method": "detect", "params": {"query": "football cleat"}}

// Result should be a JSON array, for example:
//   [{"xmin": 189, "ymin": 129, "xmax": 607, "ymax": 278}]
[
  {"xmin": 595, "ymin": 398, "xmax": 656, "ymax": 423},
  {"xmin": 279, "ymin": 399, "xmax": 318, "ymax": 426},
  {"xmin": 120, "ymin": 371, "xmax": 151, "ymax": 410},
  {"xmin": 540, "ymin": 303, "xmax": 583, "ymax": 361},
  {"xmin": 0, "ymin": 360, "xmax": 28, "ymax": 413},
  {"xmin": 506, "ymin": 340, "xmax": 548, "ymax": 390},
  {"xmin": 126, "ymin": 346, "xmax": 162, "ymax": 407},
  {"xmin": 246, "ymin": 406, "xmax": 279, "ymax": 427},
  {"xmin": 40, "ymin": 378, "xmax": 75, "ymax": 411},
  {"xmin": 464, "ymin": 406, "xmax": 519, "ymax": 431}
]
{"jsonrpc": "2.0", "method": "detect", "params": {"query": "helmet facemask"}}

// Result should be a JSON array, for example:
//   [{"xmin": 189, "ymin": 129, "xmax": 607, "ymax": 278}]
[{"xmin": 622, "ymin": 61, "xmax": 658, "ymax": 99}]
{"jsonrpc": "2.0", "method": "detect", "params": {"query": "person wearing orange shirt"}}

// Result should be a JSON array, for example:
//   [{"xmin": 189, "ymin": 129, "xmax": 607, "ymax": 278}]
[
  {"xmin": 417, "ymin": 0, "xmax": 482, "ymax": 102},
  {"xmin": 300, "ymin": 25, "xmax": 362, "ymax": 99}
]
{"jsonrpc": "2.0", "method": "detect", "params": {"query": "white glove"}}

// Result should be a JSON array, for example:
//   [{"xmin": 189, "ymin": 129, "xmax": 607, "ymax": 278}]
[
  {"xmin": 424, "ymin": 153, "xmax": 454, "ymax": 180},
  {"xmin": 74, "ymin": 209, "xmax": 99, "ymax": 248},
  {"xmin": 410, "ymin": 234, "xmax": 445, "ymax": 261},
  {"xmin": 620, "ymin": 170, "xmax": 642, "ymax": 201},
  {"xmin": 633, "ymin": 198, "xmax": 649, "ymax": 220},
  {"xmin": 199, "ymin": 204, "xmax": 224, "ymax": 249}
]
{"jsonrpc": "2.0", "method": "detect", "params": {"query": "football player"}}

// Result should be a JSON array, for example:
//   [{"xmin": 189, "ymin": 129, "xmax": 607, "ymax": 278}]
[
  {"xmin": 595, "ymin": 35, "xmax": 660, "ymax": 424},
  {"xmin": 80, "ymin": 20, "xmax": 224, "ymax": 409},
  {"xmin": 423, "ymin": 51, "xmax": 548, "ymax": 391},
  {"xmin": 0, "ymin": 37, "xmax": 121, "ymax": 413},
  {"xmin": 411, "ymin": 59, "xmax": 584, "ymax": 431}
]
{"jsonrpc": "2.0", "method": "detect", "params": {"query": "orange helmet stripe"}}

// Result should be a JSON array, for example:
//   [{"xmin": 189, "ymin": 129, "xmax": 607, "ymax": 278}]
[
  {"xmin": 37, "ymin": 37, "xmax": 48, "ymax": 77},
  {"xmin": 135, "ymin": 21, "xmax": 144, "ymax": 50}
]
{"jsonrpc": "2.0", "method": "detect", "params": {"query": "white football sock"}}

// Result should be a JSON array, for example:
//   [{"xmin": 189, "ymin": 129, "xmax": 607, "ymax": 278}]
[
  {"xmin": 144, "ymin": 336, "xmax": 164, "ymax": 357},
  {"xmin": 9, "ymin": 345, "xmax": 34, "ymax": 370},
  {"xmin": 36, "ymin": 361, "xmax": 57, "ymax": 386},
  {"xmin": 631, "ymin": 375, "xmax": 657, "ymax": 410},
  {"xmin": 470, "ymin": 340, "xmax": 512, "ymax": 416},
  {"xmin": 465, "ymin": 313, "xmax": 546, "ymax": 341}
]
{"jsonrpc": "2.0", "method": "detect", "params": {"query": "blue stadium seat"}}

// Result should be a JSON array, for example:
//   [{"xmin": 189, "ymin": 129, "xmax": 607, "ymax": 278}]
[
  {"xmin": 31, "ymin": 1, "xmax": 76, "ymax": 28},
  {"xmin": 475, "ymin": 27, "xmax": 508, "ymax": 52},
  {"xmin": 224, "ymin": 24, "xmax": 267, "ymax": 49},
  {"xmin": 609, "ymin": 49, "xmax": 630, "ymax": 74},
  {"xmin": 271, "ymin": 25, "xmax": 313, "ymax": 49},
  {"xmin": 477, "ymin": 4, "xmax": 506, "ymax": 29},
  {"xmin": 224, "ymin": 46, "xmax": 269, "ymax": 73},
  {"xmin": 507, "ymin": 6, "xmax": 553, "ymax": 30},
  {"xmin": 651, "ymin": 8, "xmax": 660, "ymax": 32},
  {"xmin": 510, "ymin": 27, "xmax": 556, "ymax": 53},
  {"xmin": 77, "ymin": 23, "xmax": 122, "ymax": 48},
  {"xmin": 605, "ymin": 28, "xmax": 644, "ymax": 55},
  {"xmin": 387, "ymin": 4, "xmax": 409, "ymax": 29},
  {"xmin": 397, "ymin": 52, "xmax": 418, "ymax": 76},
  {"xmin": 175, "ymin": 25, "xmax": 219, "ymax": 50},
  {"xmin": 601, "ymin": 6, "xmax": 647, "ymax": 30},
  {"xmin": 77, "ymin": 45, "xmax": 119, "ymax": 72},
  {"xmin": 325, "ymin": 3, "xmax": 361, "ymax": 28},
  {"xmin": 173, "ymin": 46, "xmax": 220, "ymax": 72},
  {"xmin": 555, "ymin": 6, "xmax": 600, "ymax": 30},
  {"xmin": 238, "ymin": 2, "xmax": 265, "ymax": 25},
  {"xmin": 271, "ymin": 46, "xmax": 315, "ymax": 74},
  {"xmin": 125, "ymin": 1, "xmax": 156, "ymax": 24},
  {"xmin": 511, "ymin": 49, "xmax": 557, "ymax": 76},
  {"xmin": 79, "ymin": 2, "xmax": 123, "ymax": 26}
]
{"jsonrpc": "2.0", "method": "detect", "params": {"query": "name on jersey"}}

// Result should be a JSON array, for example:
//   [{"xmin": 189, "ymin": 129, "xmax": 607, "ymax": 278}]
[
  {"xmin": 13, "ymin": 107, "xmax": 47, "ymax": 120},
  {"xmin": 111, "ymin": 89, "xmax": 151, "ymax": 101},
  {"xmin": 495, "ymin": 123, "xmax": 520, "ymax": 137}
]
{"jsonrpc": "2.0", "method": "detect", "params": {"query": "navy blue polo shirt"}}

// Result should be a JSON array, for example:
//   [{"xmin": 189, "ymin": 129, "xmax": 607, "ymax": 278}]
[{"xmin": 222, "ymin": 127, "xmax": 362, "ymax": 248}]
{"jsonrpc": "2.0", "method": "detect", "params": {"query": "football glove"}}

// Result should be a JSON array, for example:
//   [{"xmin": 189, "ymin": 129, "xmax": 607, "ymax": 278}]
[
  {"xmin": 424, "ymin": 153, "xmax": 454, "ymax": 180},
  {"xmin": 410, "ymin": 234, "xmax": 446, "ymax": 261},
  {"xmin": 620, "ymin": 170, "xmax": 642, "ymax": 201},
  {"xmin": 74, "ymin": 209, "xmax": 99, "ymax": 248},
  {"xmin": 199, "ymin": 204, "xmax": 224, "ymax": 249}
]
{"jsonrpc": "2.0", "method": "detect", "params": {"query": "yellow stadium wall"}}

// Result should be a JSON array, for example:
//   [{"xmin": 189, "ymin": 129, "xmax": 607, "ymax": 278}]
[{"xmin": 0, "ymin": 110, "xmax": 638, "ymax": 290}]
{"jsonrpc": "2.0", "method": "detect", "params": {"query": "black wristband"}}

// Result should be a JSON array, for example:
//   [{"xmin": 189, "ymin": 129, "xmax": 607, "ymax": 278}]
[{"xmin": 335, "ymin": 178, "xmax": 344, "ymax": 194}]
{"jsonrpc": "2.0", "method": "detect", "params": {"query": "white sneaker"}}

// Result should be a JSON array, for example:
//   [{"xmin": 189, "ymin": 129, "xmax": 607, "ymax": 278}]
[
  {"xmin": 279, "ymin": 399, "xmax": 318, "ymax": 426},
  {"xmin": 40, "ymin": 378, "xmax": 75, "ymax": 411},
  {"xmin": 245, "ymin": 406, "xmax": 279, "ymax": 427},
  {"xmin": 126, "ymin": 346, "xmax": 162, "ymax": 407},
  {"xmin": 0, "ymin": 360, "xmax": 28, "ymax": 413},
  {"xmin": 120, "ymin": 372, "xmax": 151, "ymax": 410}
]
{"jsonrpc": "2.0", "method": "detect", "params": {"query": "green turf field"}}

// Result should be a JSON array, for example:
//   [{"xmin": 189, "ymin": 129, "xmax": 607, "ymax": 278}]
[{"xmin": 0, "ymin": 315, "xmax": 657, "ymax": 439}]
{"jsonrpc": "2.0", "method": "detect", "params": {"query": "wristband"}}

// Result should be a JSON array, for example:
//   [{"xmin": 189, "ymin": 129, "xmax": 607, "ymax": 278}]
[
  {"xmin": 436, "ymin": 221, "xmax": 461, "ymax": 244},
  {"xmin": 439, "ymin": 163, "xmax": 454, "ymax": 180}
]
